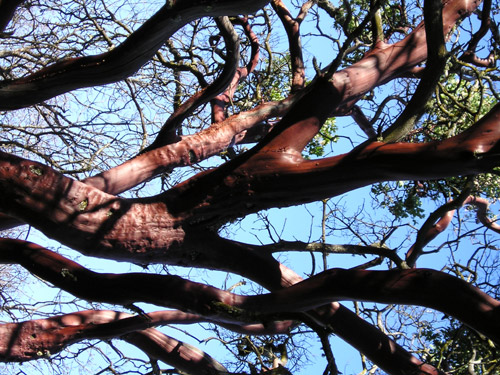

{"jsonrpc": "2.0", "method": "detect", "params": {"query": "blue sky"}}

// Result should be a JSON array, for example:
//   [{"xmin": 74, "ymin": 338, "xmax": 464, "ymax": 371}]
[{"xmin": 2, "ymin": 0, "xmax": 499, "ymax": 374}]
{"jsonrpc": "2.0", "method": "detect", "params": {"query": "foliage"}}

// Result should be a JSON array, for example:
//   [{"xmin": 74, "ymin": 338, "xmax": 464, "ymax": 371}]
[{"xmin": 422, "ymin": 318, "xmax": 500, "ymax": 374}]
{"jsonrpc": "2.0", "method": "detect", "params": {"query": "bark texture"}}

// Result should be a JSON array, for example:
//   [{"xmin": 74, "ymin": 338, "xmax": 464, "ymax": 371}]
[{"xmin": 0, "ymin": 0, "xmax": 497, "ymax": 374}]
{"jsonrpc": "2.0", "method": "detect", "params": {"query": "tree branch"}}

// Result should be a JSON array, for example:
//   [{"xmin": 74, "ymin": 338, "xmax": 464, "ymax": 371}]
[
  {"xmin": 383, "ymin": 0, "xmax": 448, "ymax": 142},
  {"xmin": 406, "ymin": 183, "xmax": 473, "ymax": 267},
  {"xmin": 143, "ymin": 16, "xmax": 241, "ymax": 152},
  {"xmin": 3, "ymin": 238, "xmax": 498, "ymax": 354},
  {"xmin": 271, "ymin": 0, "xmax": 308, "ymax": 93},
  {"xmin": 259, "ymin": 240, "xmax": 408, "ymax": 269},
  {"xmin": 210, "ymin": 16, "xmax": 261, "ymax": 123},
  {"xmin": 0, "ymin": 0, "xmax": 270, "ymax": 110},
  {"xmin": 460, "ymin": 0, "xmax": 495, "ymax": 68},
  {"xmin": 0, "ymin": 309, "xmax": 229, "ymax": 374},
  {"xmin": 79, "ymin": 0, "xmax": 482, "ymax": 196}
]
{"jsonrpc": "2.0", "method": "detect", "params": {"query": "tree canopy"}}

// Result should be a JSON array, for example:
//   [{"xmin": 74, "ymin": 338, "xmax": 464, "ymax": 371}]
[{"xmin": 0, "ymin": 0, "xmax": 499, "ymax": 374}]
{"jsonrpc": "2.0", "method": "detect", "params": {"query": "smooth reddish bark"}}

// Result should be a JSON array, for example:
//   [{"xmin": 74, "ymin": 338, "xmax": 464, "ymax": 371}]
[
  {"xmin": 0, "ymin": 309, "xmax": 229, "ymax": 374},
  {"xmin": 1, "ymin": 99, "xmax": 499, "ymax": 264},
  {"xmin": 144, "ymin": 16, "xmax": 241, "ymax": 151},
  {"xmin": 0, "ymin": 0, "xmax": 496, "ymax": 374},
  {"xmin": 2, "ymin": 239, "xmax": 499, "ymax": 345},
  {"xmin": 210, "ymin": 16, "xmax": 260, "ymax": 123},
  {"xmin": 0, "ymin": 0, "xmax": 269, "ymax": 110},
  {"xmin": 81, "ymin": 0, "xmax": 479, "ymax": 196}
]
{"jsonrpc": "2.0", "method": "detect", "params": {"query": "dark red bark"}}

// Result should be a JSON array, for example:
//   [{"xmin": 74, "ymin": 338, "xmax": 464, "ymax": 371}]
[
  {"xmin": 0, "ymin": 0, "xmax": 496, "ymax": 374},
  {"xmin": 0, "ymin": 0, "xmax": 269, "ymax": 110},
  {"xmin": 210, "ymin": 16, "xmax": 260, "ymax": 123},
  {"xmin": 79, "ymin": 0, "xmax": 479, "ymax": 196}
]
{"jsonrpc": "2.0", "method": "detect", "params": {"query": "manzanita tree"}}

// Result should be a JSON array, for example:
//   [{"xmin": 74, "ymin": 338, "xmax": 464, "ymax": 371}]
[{"xmin": 0, "ymin": 0, "xmax": 499, "ymax": 374}]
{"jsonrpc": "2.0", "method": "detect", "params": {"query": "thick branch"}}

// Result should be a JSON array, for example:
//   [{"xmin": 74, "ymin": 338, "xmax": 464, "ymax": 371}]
[
  {"xmin": 3, "ymin": 239, "xmax": 498, "ymax": 344},
  {"xmin": 80, "ymin": 0, "xmax": 481, "ymax": 195},
  {"xmin": 82, "ymin": 93, "xmax": 305, "ymax": 195},
  {"xmin": 1, "ymin": 103, "xmax": 500, "ymax": 263},
  {"xmin": 0, "ymin": 233, "xmax": 442, "ymax": 375},
  {"xmin": 167, "ymin": 101, "xmax": 500, "ymax": 223},
  {"xmin": 0, "ymin": 309, "xmax": 228, "ymax": 374},
  {"xmin": 123, "ymin": 329, "xmax": 229, "ymax": 375},
  {"xmin": 257, "ymin": 0, "xmax": 479, "ymax": 155},
  {"xmin": 0, "ymin": 0, "xmax": 270, "ymax": 110},
  {"xmin": 239, "ymin": 268, "xmax": 500, "ymax": 344}
]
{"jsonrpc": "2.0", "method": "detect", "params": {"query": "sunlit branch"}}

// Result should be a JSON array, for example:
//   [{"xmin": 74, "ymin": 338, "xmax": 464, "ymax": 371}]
[
  {"xmin": 210, "ymin": 16, "xmax": 260, "ymax": 124},
  {"xmin": 82, "ymin": 93, "xmax": 305, "ymax": 195},
  {"xmin": 2, "ymin": 239, "xmax": 498, "ymax": 344},
  {"xmin": 255, "ymin": 0, "xmax": 476, "ymax": 156},
  {"xmin": 0, "ymin": 0, "xmax": 270, "ymax": 110},
  {"xmin": 144, "ymin": 16, "xmax": 240, "ymax": 152},
  {"xmin": 258, "ymin": 240, "xmax": 407, "ymax": 269},
  {"xmin": 271, "ymin": 0, "xmax": 308, "ymax": 92},
  {"xmin": 0, "ymin": 309, "xmax": 229, "ymax": 374},
  {"xmin": 80, "ymin": 0, "xmax": 483, "ymax": 196}
]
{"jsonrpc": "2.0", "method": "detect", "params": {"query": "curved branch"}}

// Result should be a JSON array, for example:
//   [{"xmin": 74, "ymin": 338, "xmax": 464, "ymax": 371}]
[
  {"xmin": 460, "ymin": 0, "xmax": 495, "ymax": 68},
  {"xmin": 1, "ymin": 102, "xmax": 500, "ymax": 263},
  {"xmin": 167, "ymin": 101, "xmax": 500, "ymax": 224},
  {"xmin": 123, "ymin": 329, "xmax": 228, "ymax": 375},
  {"xmin": 463, "ymin": 195, "xmax": 500, "ymax": 233},
  {"xmin": 0, "ymin": 232, "xmax": 442, "ymax": 375},
  {"xmin": 0, "ymin": 309, "xmax": 228, "ymax": 374},
  {"xmin": 271, "ymin": 0, "xmax": 308, "ymax": 92},
  {"xmin": 0, "ymin": 306, "xmax": 294, "ymax": 372},
  {"xmin": 0, "ymin": 212, "xmax": 24, "ymax": 231},
  {"xmin": 0, "ymin": 0, "xmax": 270, "ymax": 110},
  {"xmin": 382, "ymin": 0, "xmax": 448, "ymax": 142},
  {"xmin": 82, "ymin": 93, "xmax": 305, "ymax": 195},
  {"xmin": 406, "ymin": 185, "xmax": 473, "ymax": 267},
  {"xmin": 210, "ymin": 16, "xmax": 260, "ymax": 123},
  {"xmin": 406, "ymin": 192, "xmax": 500, "ymax": 266},
  {"xmin": 239, "ymin": 268, "xmax": 500, "ymax": 344},
  {"xmin": 0, "ymin": 238, "xmax": 236, "ymax": 316},
  {"xmin": 80, "ymin": 0, "xmax": 482, "ymax": 196},
  {"xmin": 256, "ymin": 0, "xmax": 480, "ymax": 156},
  {"xmin": 2, "ymin": 239, "xmax": 498, "ymax": 345},
  {"xmin": 144, "ymin": 16, "xmax": 241, "ymax": 152}
]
